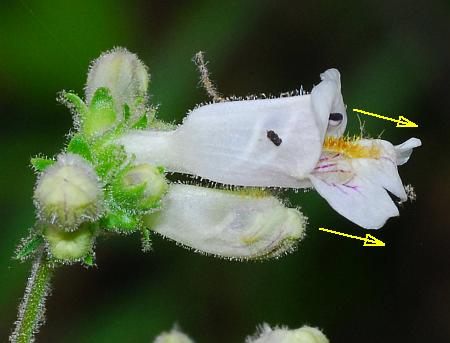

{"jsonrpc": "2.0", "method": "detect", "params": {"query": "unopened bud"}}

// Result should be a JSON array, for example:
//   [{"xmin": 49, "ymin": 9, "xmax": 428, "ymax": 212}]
[
  {"xmin": 86, "ymin": 47, "xmax": 149, "ymax": 115},
  {"xmin": 43, "ymin": 223, "xmax": 95, "ymax": 261},
  {"xmin": 34, "ymin": 153, "xmax": 103, "ymax": 230},
  {"xmin": 247, "ymin": 324, "xmax": 329, "ymax": 343},
  {"xmin": 153, "ymin": 329, "xmax": 194, "ymax": 343},
  {"xmin": 145, "ymin": 184, "xmax": 306, "ymax": 260},
  {"xmin": 115, "ymin": 164, "xmax": 168, "ymax": 211}
]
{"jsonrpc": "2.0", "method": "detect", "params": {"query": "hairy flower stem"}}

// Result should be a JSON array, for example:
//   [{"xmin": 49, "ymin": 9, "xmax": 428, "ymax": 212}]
[{"xmin": 11, "ymin": 253, "xmax": 53, "ymax": 343}]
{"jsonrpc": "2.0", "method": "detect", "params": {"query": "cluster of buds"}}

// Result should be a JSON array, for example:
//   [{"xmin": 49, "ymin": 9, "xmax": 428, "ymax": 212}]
[{"xmin": 24, "ymin": 48, "xmax": 163, "ymax": 263}]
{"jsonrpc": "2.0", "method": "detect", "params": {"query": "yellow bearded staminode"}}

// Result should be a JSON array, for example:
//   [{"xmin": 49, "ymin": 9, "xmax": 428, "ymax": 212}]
[{"xmin": 323, "ymin": 135, "xmax": 381, "ymax": 159}]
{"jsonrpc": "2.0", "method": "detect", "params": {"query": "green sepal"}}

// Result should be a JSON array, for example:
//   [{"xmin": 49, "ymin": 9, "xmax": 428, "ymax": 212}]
[
  {"xmin": 31, "ymin": 157, "xmax": 55, "ymax": 172},
  {"xmin": 15, "ymin": 234, "xmax": 44, "ymax": 261},
  {"xmin": 123, "ymin": 103, "xmax": 131, "ymax": 122},
  {"xmin": 94, "ymin": 144, "xmax": 127, "ymax": 180},
  {"xmin": 140, "ymin": 227, "xmax": 152, "ymax": 252},
  {"xmin": 131, "ymin": 113, "xmax": 148, "ymax": 129},
  {"xmin": 67, "ymin": 134, "xmax": 93, "ymax": 161},
  {"xmin": 63, "ymin": 92, "xmax": 88, "ymax": 118},
  {"xmin": 84, "ymin": 87, "xmax": 116, "ymax": 137},
  {"xmin": 113, "ymin": 181, "xmax": 147, "ymax": 209},
  {"xmin": 100, "ymin": 209, "xmax": 141, "ymax": 232},
  {"xmin": 148, "ymin": 117, "xmax": 176, "ymax": 131},
  {"xmin": 83, "ymin": 252, "xmax": 95, "ymax": 267}
]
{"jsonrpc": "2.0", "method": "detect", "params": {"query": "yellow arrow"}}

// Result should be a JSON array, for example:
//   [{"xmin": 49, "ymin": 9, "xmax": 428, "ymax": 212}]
[
  {"xmin": 319, "ymin": 228, "xmax": 385, "ymax": 247},
  {"xmin": 352, "ymin": 108, "xmax": 418, "ymax": 128}
]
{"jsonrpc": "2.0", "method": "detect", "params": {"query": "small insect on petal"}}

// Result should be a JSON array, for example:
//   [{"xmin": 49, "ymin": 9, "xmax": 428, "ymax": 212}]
[
  {"xmin": 328, "ymin": 112, "xmax": 344, "ymax": 127},
  {"xmin": 266, "ymin": 130, "xmax": 282, "ymax": 146}
]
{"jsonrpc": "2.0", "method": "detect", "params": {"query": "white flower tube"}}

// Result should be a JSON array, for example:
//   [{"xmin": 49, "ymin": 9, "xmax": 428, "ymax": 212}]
[
  {"xmin": 246, "ymin": 324, "xmax": 329, "ymax": 343},
  {"xmin": 144, "ymin": 184, "xmax": 306, "ymax": 259},
  {"xmin": 119, "ymin": 69, "xmax": 346, "ymax": 187},
  {"xmin": 118, "ymin": 67, "xmax": 421, "ymax": 229}
]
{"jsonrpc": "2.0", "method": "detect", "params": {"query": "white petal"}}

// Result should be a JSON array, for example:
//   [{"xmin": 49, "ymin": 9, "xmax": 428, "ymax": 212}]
[
  {"xmin": 246, "ymin": 324, "xmax": 329, "ymax": 343},
  {"xmin": 119, "ymin": 69, "xmax": 346, "ymax": 188},
  {"xmin": 144, "ymin": 184, "xmax": 306, "ymax": 259},
  {"xmin": 310, "ymin": 137, "xmax": 420, "ymax": 229},
  {"xmin": 313, "ymin": 68, "xmax": 347, "ymax": 137},
  {"xmin": 309, "ymin": 151, "xmax": 400, "ymax": 229},
  {"xmin": 394, "ymin": 137, "xmax": 421, "ymax": 165}
]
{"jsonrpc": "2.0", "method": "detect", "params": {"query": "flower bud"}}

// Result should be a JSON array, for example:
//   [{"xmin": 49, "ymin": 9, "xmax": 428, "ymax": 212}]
[
  {"xmin": 115, "ymin": 164, "xmax": 168, "ymax": 211},
  {"xmin": 43, "ymin": 223, "xmax": 95, "ymax": 261},
  {"xmin": 144, "ymin": 184, "xmax": 306, "ymax": 260},
  {"xmin": 153, "ymin": 329, "xmax": 194, "ymax": 343},
  {"xmin": 247, "ymin": 324, "xmax": 329, "ymax": 343},
  {"xmin": 86, "ymin": 47, "xmax": 149, "ymax": 116},
  {"xmin": 34, "ymin": 153, "xmax": 103, "ymax": 230}
]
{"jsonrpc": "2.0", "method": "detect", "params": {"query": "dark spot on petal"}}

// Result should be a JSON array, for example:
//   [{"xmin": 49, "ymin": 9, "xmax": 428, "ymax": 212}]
[
  {"xmin": 267, "ymin": 130, "xmax": 282, "ymax": 146},
  {"xmin": 329, "ymin": 113, "xmax": 343, "ymax": 121}
]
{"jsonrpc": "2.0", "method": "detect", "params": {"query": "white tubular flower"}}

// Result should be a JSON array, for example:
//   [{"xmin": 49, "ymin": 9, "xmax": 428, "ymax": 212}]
[
  {"xmin": 144, "ymin": 184, "xmax": 306, "ymax": 259},
  {"xmin": 153, "ymin": 329, "xmax": 194, "ymax": 343},
  {"xmin": 34, "ymin": 153, "xmax": 103, "ymax": 230},
  {"xmin": 246, "ymin": 324, "xmax": 329, "ymax": 343},
  {"xmin": 119, "ymin": 69, "xmax": 346, "ymax": 188},
  {"xmin": 86, "ymin": 47, "xmax": 149, "ymax": 115},
  {"xmin": 118, "ymin": 68, "xmax": 421, "ymax": 229}
]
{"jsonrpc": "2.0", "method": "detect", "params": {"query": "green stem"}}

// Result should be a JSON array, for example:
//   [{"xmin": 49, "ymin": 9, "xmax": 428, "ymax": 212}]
[{"xmin": 11, "ymin": 252, "xmax": 53, "ymax": 343}]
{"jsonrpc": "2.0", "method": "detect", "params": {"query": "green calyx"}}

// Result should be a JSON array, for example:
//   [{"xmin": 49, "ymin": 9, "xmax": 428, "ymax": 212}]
[
  {"xmin": 83, "ymin": 87, "xmax": 117, "ymax": 137},
  {"xmin": 31, "ymin": 157, "xmax": 55, "ymax": 172}
]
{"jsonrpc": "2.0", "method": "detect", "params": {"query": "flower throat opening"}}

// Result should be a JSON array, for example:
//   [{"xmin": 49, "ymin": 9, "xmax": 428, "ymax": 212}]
[{"xmin": 323, "ymin": 136, "xmax": 381, "ymax": 159}]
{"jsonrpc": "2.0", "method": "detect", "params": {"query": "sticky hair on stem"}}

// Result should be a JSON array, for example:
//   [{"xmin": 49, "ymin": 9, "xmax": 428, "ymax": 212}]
[{"xmin": 193, "ymin": 51, "xmax": 224, "ymax": 102}]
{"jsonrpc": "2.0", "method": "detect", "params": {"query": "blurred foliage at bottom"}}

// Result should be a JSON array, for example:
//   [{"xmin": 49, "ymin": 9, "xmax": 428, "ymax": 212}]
[{"xmin": 1, "ymin": 0, "xmax": 449, "ymax": 342}]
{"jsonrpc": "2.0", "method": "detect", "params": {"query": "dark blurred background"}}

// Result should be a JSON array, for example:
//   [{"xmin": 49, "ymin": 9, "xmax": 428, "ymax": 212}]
[{"xmin": 1, "ymin": 1, "xmax": 449, "ymax": 342}]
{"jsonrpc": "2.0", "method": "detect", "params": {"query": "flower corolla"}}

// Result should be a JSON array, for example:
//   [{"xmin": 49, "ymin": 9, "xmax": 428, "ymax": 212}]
[{"xmin": 119, "ymin": 69, "xmax": 420, "ymax": 230}]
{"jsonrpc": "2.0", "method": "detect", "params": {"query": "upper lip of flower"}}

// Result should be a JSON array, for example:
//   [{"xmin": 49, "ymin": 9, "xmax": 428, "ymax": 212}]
[{"xmin": 118, "ymin": 68, "xmax": 348, "ymax": 187}]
